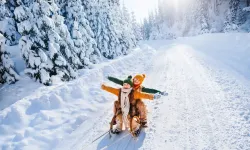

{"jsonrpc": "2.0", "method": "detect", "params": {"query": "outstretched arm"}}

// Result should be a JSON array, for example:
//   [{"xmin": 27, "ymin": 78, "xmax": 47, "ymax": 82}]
[
  {"xmin": 107, "ymin": 76, "xmax": 123, "ymax": 86},
  {"xmin": 101, "ymin": 84, "xmax": 120, "ymax": 96},
  {"xmin": 134, "ymin": 91, "xmax": 154, "ymax": 100},
  {"xmin": 142, "ymin": 86, "xmax": 168, "ymax": 96},
  {"xmin": 141, "ymin": 87, "xmax": 161, "ymax": 94}
]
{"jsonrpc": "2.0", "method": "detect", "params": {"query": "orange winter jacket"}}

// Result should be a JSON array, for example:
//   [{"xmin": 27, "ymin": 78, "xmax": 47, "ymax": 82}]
[{"xmin": 101, "ymin": 84, "xmax": 154, "ymax": 100}]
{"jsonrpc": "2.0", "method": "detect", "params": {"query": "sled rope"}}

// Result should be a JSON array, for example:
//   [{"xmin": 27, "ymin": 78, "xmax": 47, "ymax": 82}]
[
  {"xmin": 91, "ymin": 130, "xmax": 110, "ymax": 143},
  {"xmin": 81, "ymin": 130, "xmax": 110, "ymax": 150},
  {"xmin": 100, "ymin": 133, "xmax": 130, "ymax": 150},
  {"xmin": 82, "ymin": 112, "xmax": 122, "ymax": 150}
]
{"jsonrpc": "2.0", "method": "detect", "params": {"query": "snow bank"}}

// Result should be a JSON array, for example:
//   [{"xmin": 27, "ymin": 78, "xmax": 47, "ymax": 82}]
[{"xmin": 0, "ymin": 45, "xmax": 156, "ymax": 150}]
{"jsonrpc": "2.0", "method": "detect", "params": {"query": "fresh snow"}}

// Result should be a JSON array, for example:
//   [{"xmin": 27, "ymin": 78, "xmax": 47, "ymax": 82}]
[{"xmin": 0, "ymin": 33, "xmax": 250, "ymax": 150}]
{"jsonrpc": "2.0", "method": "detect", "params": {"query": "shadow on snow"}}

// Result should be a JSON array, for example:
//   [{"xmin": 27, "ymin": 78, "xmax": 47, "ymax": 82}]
[{"xmin": 97, "ymin": 129, "xmax": 146, "ymax": 150}]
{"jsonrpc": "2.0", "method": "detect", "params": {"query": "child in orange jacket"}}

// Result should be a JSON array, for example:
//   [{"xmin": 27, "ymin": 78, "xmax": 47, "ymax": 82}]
[{"xmin": 101, "ymin": 76, "xmax": 161, "ymax": 136}]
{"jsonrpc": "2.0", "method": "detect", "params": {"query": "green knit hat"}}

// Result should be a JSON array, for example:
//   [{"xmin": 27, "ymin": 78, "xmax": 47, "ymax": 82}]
[{"xmin": 123, "ymin": 75, "xmax": 133, "ymax": 87}]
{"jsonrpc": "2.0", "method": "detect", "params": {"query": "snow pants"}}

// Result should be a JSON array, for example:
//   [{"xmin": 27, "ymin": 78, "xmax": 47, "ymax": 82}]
[{"xmin": 113, "ymin": 99, "xmax": 147, "ymax": 130}]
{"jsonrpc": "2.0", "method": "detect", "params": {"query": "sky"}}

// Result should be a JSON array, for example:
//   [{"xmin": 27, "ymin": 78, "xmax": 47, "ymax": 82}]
[{"xmin": 124, "ymin": 0, "xmax": 158, "ymax": 23}]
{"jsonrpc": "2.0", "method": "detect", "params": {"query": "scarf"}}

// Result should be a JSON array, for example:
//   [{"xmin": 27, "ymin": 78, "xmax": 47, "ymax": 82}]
[
  {"xmin": 120, "ymin": 88, "xmax": 132, "ymax": 128},
  {"xmin": 133, "ymin": 84, "xmax": 142, "ymax": 91}
]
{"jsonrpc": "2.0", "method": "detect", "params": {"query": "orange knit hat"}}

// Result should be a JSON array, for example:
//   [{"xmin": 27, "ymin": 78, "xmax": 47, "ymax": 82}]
[{"xmin": 133, "ymin": 74, "xmax": 146, "ymax": 85}]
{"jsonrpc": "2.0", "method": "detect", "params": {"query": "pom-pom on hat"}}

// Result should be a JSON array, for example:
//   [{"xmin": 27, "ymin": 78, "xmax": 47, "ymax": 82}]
[{"xmin": 123, "ymin": 75, "xmax": 133, "ymax": 87}]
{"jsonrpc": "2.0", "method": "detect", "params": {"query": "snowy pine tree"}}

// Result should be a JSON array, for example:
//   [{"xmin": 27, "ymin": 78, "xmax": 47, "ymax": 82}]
[
  {"xmin": 122, "ymin": 5, "xmax": 136, "ymax": 47},
  {"xmin": 223, "ymin": 0, "xmax": 240, "ymax": 32},
  {"xmin": 94, "ymin": 0, "xmax": 121, "ymax": 59},
  {"xmin": 81, "ymin": 0, "xmax": 97, "ymax": 31},
  {"xmin": 0, "ymin": 33, "xmax": 19, "ymax": 84},
  {"xmin": 52, "ymin": 12, "xmax": 83, "ymax": 70},
  {"xmin": 142, "ymin": 18, "xmax": 151, "ymax": 40},
  {"xmin": 113, "ymin": 3, "xmax": 136, "ymax": 55},
  {"xmin": 63, "ymin": 0, "xmax": 100, "ymax": 68},
  {"xmin": 14, "ymin": 0, "xmax": 77, "ymax": 85},
  {"xmin": 230, "ymin": 0, "xmax": 240, "ymax": 25},
  {"xmin": 131, "ymin": 12, "xmax": 142, "ymax": 41},
  {"xmin": 143, "ymin": 0, "xmax": 250, "ymax": 38},
  {"xmin": 0, "ymin": 0, "xmax": 20, "ymax": 46},
  {"xmin": 196, "ymin": 0, "xmax": 209, "ymax": 34},
  {"xmin": 80, "ymin": 0, "xmax": 135, "ymax": 59}
]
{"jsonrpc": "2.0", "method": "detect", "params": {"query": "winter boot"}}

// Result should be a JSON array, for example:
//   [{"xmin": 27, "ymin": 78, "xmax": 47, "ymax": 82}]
[
  {"xmin": 131, "ymin": 122, "xmax": 141, "ymax": 137},
  {"xmin": 140, "ymin": 120, "xmax": 148, "ymax": 128},
  {"xmin": 112, "ymin": 114, "xmax": 123, "ymax": 134},
  {"xmin": 112, "ymin": 127, "xmax": 122, "ymax": 134},
  {"xmin": 133, "ymin": 127, "xmax": 141, "ymax": 137},
  {"xmin": 130, "ymin": 116, "xmax": 141, "ymax": 137}
]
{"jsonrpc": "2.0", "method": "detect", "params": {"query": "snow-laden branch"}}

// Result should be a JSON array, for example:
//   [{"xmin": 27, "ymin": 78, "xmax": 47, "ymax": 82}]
[{"xmin": 243, "ymin": 7, "xmax": 250, "ymax": 11}]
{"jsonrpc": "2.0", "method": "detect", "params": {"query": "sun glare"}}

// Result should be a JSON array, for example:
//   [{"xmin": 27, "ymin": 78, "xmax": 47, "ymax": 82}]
[
  {"xmin": 174, "ymin": 0, "xmax": 179, "ymax": 12},
  {"xmin": 124, "ymin": 0, "xmax": 158, "ymax": 22},
  {"xmin": 160, "ymin": 0, "xmax": 181, "ymax": 12}
]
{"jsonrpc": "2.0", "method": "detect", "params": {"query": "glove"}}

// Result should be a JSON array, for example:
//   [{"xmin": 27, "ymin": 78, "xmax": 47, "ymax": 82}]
[
  {"xmin": 154, "ymin": 93, "xmax": 161, "ymax": 99},
  {"xmin": 160, "ymin": 91, "xmax": 168, "ymax": 96}
]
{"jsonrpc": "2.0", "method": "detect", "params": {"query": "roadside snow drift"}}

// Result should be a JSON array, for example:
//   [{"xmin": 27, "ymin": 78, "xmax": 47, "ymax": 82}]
[{"xmin": 0, "ymin": 33, "xmax": 250, "ymax": 150}]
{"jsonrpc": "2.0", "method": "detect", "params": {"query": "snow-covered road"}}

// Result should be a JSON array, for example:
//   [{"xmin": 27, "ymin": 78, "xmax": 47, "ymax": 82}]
[
  {"xmin": 56, "ymin": 35, "xmax": 250, "ymax": 150},
  {"xmin": 142, "ymin": 45, "xmax": 249, "ymax": 150},
  {"xmin": 1, "ymin": 34, "xmax": 249, "ymax": 150}
]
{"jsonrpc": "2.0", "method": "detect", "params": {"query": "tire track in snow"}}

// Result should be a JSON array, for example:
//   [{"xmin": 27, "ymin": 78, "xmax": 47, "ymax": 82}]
[
  {"xmin": 179, "ymin": 48, "xmax": 217, "ymax": 149},
  {"xmin": 145, "ymin": 46, "xmax": 220, "ymax": 149},
  {"xmin": 183, "ymin": 48, "xmax": 250, "ymax": 149},
  {"xmin": 149, "ymin": 45, "xmax": 249, "ymax": 150},
  {"xmin": 140, "ymin": 48, "xmax": 186, "ymax": 149},
  {"xmin": 165, "ymin": 47, "xmax": 219, "ymax": 149},
  {"xmin": 141, "ymin": 50, "xmax": 170, "ymax": 150}
]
